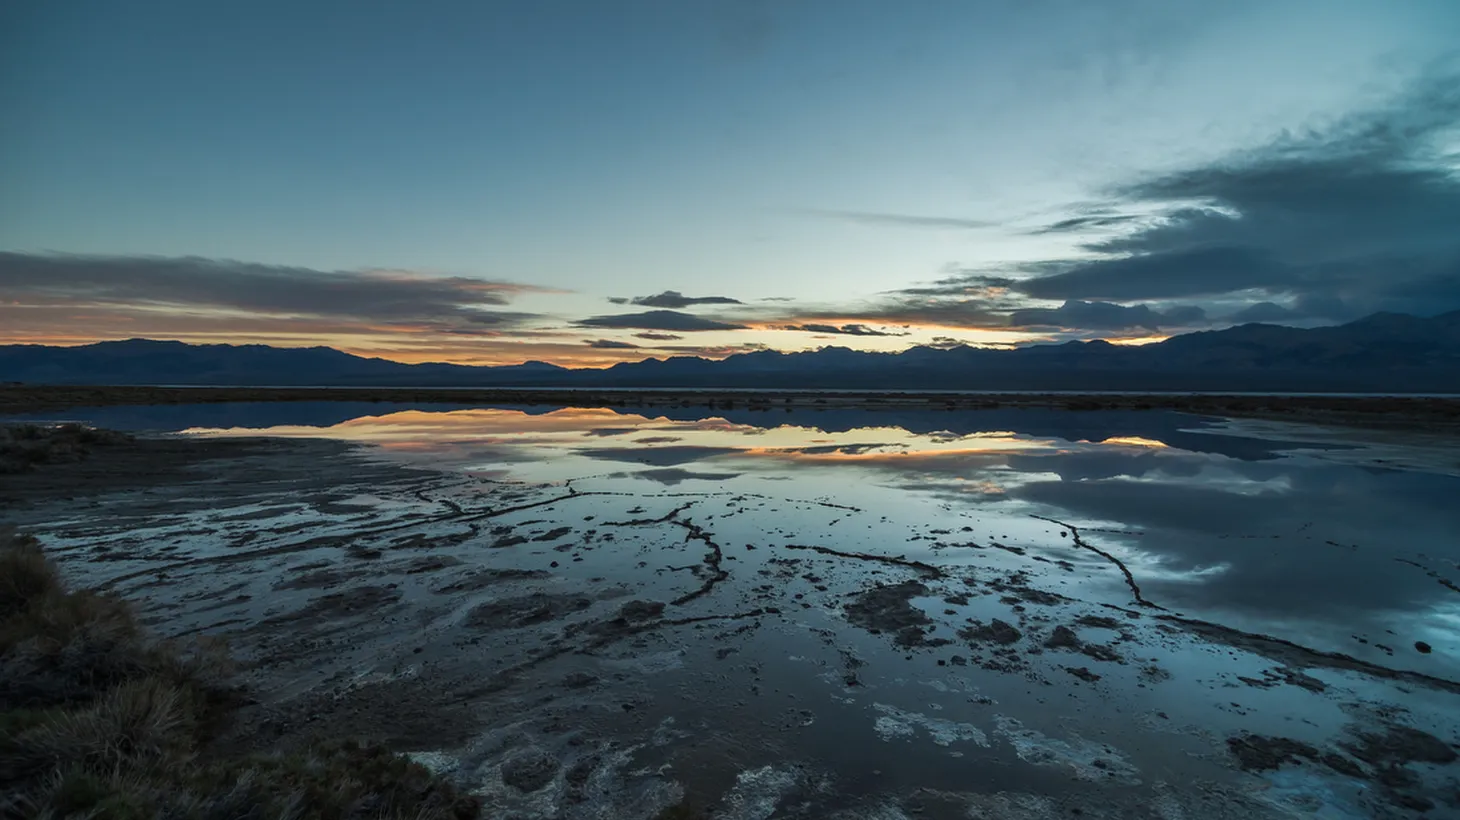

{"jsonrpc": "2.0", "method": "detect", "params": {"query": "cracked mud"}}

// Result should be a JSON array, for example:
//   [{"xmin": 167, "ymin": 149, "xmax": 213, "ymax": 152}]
[{"xmin": 6, "ymin": 401, "xmax": 1460, "ymax": 819}]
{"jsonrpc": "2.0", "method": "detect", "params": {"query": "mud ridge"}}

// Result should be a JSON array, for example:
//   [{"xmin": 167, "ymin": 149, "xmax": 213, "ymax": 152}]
[
  {"xmin": 581, "ymin": 607, "xmax": 770, "ymax": 651},
  {"xmin": 595, "ymin": 502, "xmax": 728, "ymax": 606},
  {"xmin": 1030, "ymin": 514, "xmax": 1163, "ymax": 609},
  {"xmin": 641, "ymin": 490, "xmax": 863, "ymax": 513},
  {"xmin": 667, "ymin": 518, "xmax": 729, "ymax": 606},
  {"xmin": 99, "ymin": 490, "xmax": 618, "ymax": 590},
  {"xmin": 602, "ymin": 502, "xmax": 696, "ymax": 527},
  {"xmin": 1164, "ymin": 614, "xmax": 1460, "ymax": 695},
  {"xmin": 414, "ymin": 490, "xmax": 464, "ymax": 515},
  {"xmin": 781, "ymin": 544, "xmax": 945, "ymax": 579},
  {"xmin": 1394, "ymin": 557, "xmax": 1460, "ymax": 596},
  {"xmin": 467, "ymin": 607, "xmax": 772, "ymax": 695}
]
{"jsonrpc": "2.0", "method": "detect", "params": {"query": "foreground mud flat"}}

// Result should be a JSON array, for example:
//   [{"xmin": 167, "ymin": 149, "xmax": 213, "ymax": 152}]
[{"xmin": 4, "ymin": 403, "xmax": 1460, "ymax": 818}]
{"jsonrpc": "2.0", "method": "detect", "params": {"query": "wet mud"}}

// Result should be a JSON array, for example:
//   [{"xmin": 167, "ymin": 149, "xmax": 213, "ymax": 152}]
[{"xmin": 6, "ymin": 410, "xmax": 1460, "ymax": 819}]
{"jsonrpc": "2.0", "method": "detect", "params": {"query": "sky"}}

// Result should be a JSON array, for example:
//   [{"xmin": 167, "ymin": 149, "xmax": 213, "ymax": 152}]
[{"xmin": 2, "ymin": 0, "xmax": 1459, "ymax": 366}]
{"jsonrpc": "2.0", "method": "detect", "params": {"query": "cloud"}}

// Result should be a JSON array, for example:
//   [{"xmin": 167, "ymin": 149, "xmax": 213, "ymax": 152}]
[
  {"xmin": 584, "ymin": 338, "xmax": 639, "ymax": 349},
  {"xmin": 656, "ymin": 342, "xmax": 770, "ymax": 358},
  {"xmin": 781, "ymin": 298, "xmax": 1012, "ymax": 330},
  {"xmin": 630, "ymin": 467, "xmax": 743, "ymax": 486},
  {"xmin": 1004, "ymin": 75, "xmax": 1460, "ymax": 322},
  {"xmin": 1029, "ymin": 213, "xmax": 1143, "ymax": 234},
  {"xmin": 806, "ymin": 209, "xmax": 993, "ymax": 230},
  {"xmin": 0, "ymin": 252, "xmax": 547, "ymax": 332},
  {"xmin": 623, "ymin": 290, "xmax": 743, "ymax": 309},
  {"xmin": 824, "ymin": 73, "xmax": 1460, "ymax": 337},
  {"xmin": 573, "ymin": 309, "xmax": 747, "ymax": 331},
  {"xmin": 926, "ymin": 336, "xmax": 968, "ymax": 349},
  {"xmin": 577, "ymin": 446, "xmax": 740, "ymax": 466},
  {"xmin": 632, "ymin": 332, "xmax": 684, "ymax": 341},
  {"xmin": 1014, "ymin": 246, "xmax": 1285, "ymax": 302},
  {"xmin": 1226, "ymin": 301, "xmax": 1299, "ymax": 324},
  {"xmin": 779, "ymin": 323, "xmax": 909, "ymax": 337},
  {"xmin": 1009, "ymin": 300, "xmax": 1207, "ymax": 331}
]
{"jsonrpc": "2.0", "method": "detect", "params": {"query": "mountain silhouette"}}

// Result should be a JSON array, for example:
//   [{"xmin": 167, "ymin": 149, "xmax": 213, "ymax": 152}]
[{"xmin": 3, "ymin": 312, "xmax": 1458, "ymax": 393}]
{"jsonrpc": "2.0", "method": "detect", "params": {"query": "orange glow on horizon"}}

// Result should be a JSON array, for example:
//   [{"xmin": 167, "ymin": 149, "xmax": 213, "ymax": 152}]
[
  {"xmin": 1105, "ymin": 334, "xmax": 1169, "ymax": 346},
  {"xmin": 1099, "ymin": 436, "xmax": 1169, "ymax": 448},
  {"xmin": 2, "ymin": 309, "xmax": 1169, "ymax": 366}
]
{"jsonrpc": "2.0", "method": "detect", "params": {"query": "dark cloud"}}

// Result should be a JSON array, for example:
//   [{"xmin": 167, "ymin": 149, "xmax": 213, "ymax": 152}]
[
  {"xmin": 1024, "ymin": 77, "xmax": 1460, "ymax": 319},
  {"xmin": 577, "ymin": 445, "xmax": 740, "ymax": 466},
  {"xmin": 1009, "ymin": 300, "xmax": 1206, "ymax": 331},
  {"xmin": 867, "ymin": 74, "xmax": 1460, "ymax": 333},
  {"xmin": 573, "ymin": 310, "xmax": 747, "ymax": 332},
  {"xmin": 806, "ymin": 209, "xmax": 994, "ymax": 230},
  {"xmin": 630, "ymin": 467, "xmax": 743, "ymax": 486},
  {"xmin": 1028, "ymin": 213, "xmax": 1142, "ymax": 234},
  {"xmin": 624, "ymin": 290, "xmax": 743, "ymax": 309},
  {"xmin": 926, "ymin": 336, "xmax": 968, "ymax": 349},
  {"xmin": 632, "ymin": 332, "xmax": 684, "ymax": 341},
  {"xmin": 780, "ymin": 323, "xmax": 909, "ymax": 337},
  {"xmin": 782, "ymin": 297, "xmax": 1010, "ymax": 330},
  {"xmin": 1016, "ymin": 246, "xmax": 1287, "ymax": 302},
  {"xmin": 1227, "ymin": 301, "xmax": 1299, "ymax": 324},
  {"xmin": 0, "ymin": 252, "xmax": 545, "ymax": 331},
  {"xmin": 584, "ymin": 338, "xmax": 640, "ymax": 349}
]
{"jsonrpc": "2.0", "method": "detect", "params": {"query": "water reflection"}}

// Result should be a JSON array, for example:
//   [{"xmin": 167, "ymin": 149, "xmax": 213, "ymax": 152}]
[{"xmin": 11, "ymin": 400, "xmax": 1460, "ymax": 667}]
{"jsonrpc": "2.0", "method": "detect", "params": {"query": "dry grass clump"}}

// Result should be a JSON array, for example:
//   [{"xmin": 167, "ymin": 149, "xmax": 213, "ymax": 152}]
[
  {"xmin": 0, "ymin": 531, "xmax": 479, "ymax": 820},
  {"xmin": 0, "ymin": 423, "xmax": 133, "ymax": 474}
]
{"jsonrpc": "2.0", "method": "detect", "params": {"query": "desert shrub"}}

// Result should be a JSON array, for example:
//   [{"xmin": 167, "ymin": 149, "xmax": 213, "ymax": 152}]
[
  {"xmin": 0, "ymin": 531, "xmax": 478, "ymax": 820},
  {"xmin": 0, "ymin": 423, "xmax": 134, "ymax": 474},
  {"xmin": 0, "ymin": 533, "xmax": 60, "ymax": 619}
]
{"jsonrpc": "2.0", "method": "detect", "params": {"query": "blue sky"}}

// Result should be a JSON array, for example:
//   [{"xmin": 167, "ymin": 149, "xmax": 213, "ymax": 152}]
[{"xmin": 2, "ymin": 0, "xmax": 1458, "ymax": 364}]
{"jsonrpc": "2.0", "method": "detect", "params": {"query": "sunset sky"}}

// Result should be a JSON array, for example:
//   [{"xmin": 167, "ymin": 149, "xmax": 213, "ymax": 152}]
[{"xmin": 3, "ymin": 1, "xmax": 1458, "ymax": 367}]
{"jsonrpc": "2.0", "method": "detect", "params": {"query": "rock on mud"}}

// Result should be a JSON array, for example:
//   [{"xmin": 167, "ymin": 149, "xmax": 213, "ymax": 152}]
[
  {"xmin": 269, "ymin": 585, "xmax": 401, "ymax": 622},
  {"xmin": 960, "ymin": 619, "xmax": 1022, "ymax": 645},
  {"xmin": 465, "ymin": 593, "xmax": 592, "ymax": 631},
  {"xmin": 432, "ymin": 568, "xmax": 550, "ymax": 594},
  {"xmin": 1064, "ymin": 666, "xmax": 1101, "ymax": 682},
  {"xmin": 844, "ymin": 580, "xmax": 948, "ymax": 648},
  {"xmin": 618, "ymin": 600, "xmax": 666, "ymax": 621},
  {"xmin": 1345, "ymin": 724, "xmax": 1457, "ymax": 767},
  {"xmin": 501, "ymin": 749, "xmax": 559, "ymax": 792},
  {"xmin": 1045, "ymin": 625, "xmax": 1081, "ymax": 649}
]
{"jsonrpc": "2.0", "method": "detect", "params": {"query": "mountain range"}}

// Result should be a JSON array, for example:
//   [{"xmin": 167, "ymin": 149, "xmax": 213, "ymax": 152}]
[{"xmin": 3, "ymin": 311, "xmax": 1459, "ymax": 393}]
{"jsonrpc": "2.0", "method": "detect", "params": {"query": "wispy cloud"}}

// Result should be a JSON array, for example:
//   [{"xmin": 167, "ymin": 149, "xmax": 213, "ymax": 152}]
[
  {"xmin": 916, "ymin": 73, "xmax": 1460, "ymax": 325},
  {"xmin": 811, "ymin": 72, "xmax": 1460, "ymax": 336},
  {"xmin": 584, "ymin": 338, "xmax": 639, "ymax": 349},
  {"xmin": 573, "ymin": 309, "xmax": 748, "ymax": 332},
  {"xmin": 779, "ymin": 323, "xmax": 908, "ymax": 337},
  {"xmin": 0, "ymin": 252, "xmax": 549, "ymax": 332}
]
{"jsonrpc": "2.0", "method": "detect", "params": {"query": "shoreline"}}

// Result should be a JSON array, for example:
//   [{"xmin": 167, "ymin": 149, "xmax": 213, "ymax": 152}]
[{"xmin": 4, "ymin": 384, "xmax": 1460, "ymax": 432}]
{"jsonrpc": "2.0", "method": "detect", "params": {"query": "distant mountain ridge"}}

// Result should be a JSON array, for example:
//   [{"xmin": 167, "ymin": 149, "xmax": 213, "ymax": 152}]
[{"xmin": 3, "ymin": 311, "xmax": 1459, "ymax": 393}]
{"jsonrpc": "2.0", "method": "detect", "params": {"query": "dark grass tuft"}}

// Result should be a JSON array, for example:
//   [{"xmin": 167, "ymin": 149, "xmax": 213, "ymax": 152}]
[{"xmin": 0, "ymin": 530, "xmax": 479, "ymax": 819}]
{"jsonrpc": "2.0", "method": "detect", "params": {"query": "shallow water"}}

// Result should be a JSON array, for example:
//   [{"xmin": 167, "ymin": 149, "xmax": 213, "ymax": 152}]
[{"xmin": 10, "ymin": 401, "xmax": 1460, "ymax": 818}]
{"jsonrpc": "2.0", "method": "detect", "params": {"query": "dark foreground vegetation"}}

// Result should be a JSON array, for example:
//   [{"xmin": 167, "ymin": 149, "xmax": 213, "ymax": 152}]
[
  {"xmin": 0, "ymin": 530, "xmax": 480, "ymax": 820},
  {"xmin": 0, "ymin": 423, "xmax": 133, "ymax": 475},
  {"xmin": 4, "ymin": 384, "xmax": 1460, "ymax": 433}
]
